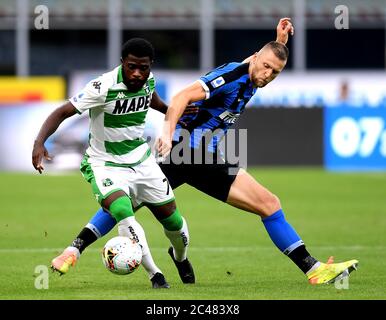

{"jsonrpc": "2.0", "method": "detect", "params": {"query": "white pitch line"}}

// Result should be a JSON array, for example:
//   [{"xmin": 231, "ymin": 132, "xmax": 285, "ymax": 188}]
[{"xmin": 0, "ymin": 245, "xmax": 385, "ymax": 253}]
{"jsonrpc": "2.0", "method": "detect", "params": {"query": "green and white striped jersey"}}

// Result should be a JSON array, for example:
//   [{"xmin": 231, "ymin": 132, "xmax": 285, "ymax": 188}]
[{"xmin": 70, "ymin": 65, "xmax": 155, "ymax": 166}]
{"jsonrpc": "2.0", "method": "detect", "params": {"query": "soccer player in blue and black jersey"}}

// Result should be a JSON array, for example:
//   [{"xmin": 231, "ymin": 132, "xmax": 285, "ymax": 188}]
[
  {"xmin": 156, "ymin": 18, "xmax": 358, "ymax": 284},
  {"xmin": 52, "ymin": 18, "xmax": 358, "ymax": 285}
]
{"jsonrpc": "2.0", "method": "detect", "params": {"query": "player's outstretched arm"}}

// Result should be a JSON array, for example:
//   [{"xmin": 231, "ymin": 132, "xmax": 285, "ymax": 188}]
[
  {"xmin": 157, "ymin": 81, "xmax": 206, "ymax": 156},
  {"xmin": 276, "ymin": 17, "xmax": 294, "ymax": 45},
  {"xmin": 150, "ymin": 91, "xmax": 199, "ymax": 116},
  {"xmin": 32, "ymin": 102, "xmax": 77, "ymax": 174}
]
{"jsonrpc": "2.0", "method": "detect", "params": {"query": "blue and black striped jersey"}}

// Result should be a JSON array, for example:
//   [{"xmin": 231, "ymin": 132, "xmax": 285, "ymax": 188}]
[{"xmin": 173, "ymin": 62, "xmax": 256, "ymax": 152}]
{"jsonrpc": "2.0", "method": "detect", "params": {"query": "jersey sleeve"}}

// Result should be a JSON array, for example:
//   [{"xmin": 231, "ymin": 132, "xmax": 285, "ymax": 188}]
[
  {"xmin": 197, "ymin": 66, "xmax": 234, "ymax": 100},
  {"xmin": 69, "ymin": 76, "xmax": 107, "ymax": 114}
]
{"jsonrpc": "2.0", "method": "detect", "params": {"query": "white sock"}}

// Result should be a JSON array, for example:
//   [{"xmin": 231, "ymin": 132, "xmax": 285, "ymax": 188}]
[
  {"xmin": 163, "ymin": 217, "xmax": 189, "ymax": 262},
  {"xmin": 118, "ymin": 216, "xmax": 161, "ymax": 279}
]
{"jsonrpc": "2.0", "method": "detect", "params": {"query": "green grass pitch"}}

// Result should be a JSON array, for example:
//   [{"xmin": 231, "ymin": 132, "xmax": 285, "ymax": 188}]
[{"xmin": 0, "ymin": 168, "xmax": 385, "ymax": 300}]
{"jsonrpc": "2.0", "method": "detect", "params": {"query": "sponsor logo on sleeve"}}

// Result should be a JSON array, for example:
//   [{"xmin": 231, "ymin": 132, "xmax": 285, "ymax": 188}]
[
  {"xmin": 211, "ymin": 76, "xmax": 225, "ymax": 88},
  {"xmin": 92, "ymin": 81, "xmax": 101, "ymax": 93}
]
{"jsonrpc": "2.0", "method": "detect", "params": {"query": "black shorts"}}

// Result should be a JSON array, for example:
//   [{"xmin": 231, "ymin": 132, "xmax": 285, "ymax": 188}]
[{"xmin": 159, "ymin": 148, "xmax": 240, "ymax": 202}]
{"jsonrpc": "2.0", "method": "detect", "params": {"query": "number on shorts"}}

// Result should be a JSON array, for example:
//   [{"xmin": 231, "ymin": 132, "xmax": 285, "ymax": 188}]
[{"xmin": 162, "ymin": 178, "xmax": 170, "ymax": 195}]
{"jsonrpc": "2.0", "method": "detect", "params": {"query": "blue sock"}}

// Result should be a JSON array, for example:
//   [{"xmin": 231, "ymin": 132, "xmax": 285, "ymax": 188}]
[
  {"xmin": 262, "ymin": 209, "xmax": 304, "ymax": 255},
  {"xmin": 86, "ymin": 208, "xmax": 117, "ymax": 238}
]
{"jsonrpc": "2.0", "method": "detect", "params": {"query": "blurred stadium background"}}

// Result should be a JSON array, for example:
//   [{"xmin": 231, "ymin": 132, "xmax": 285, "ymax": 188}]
[{"xmin": 1, "ymin": 0, "xmax": 386, "ymax": 171}]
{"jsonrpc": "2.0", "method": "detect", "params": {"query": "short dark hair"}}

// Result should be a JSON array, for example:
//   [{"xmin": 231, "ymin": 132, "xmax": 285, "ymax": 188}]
[
  {"xmin": 121, "ymin": 38, "xmax": 154, "ymax": 61},
  {"xmin": 263, "ymin": 41, "xmax": 289, "ymax": 61}
]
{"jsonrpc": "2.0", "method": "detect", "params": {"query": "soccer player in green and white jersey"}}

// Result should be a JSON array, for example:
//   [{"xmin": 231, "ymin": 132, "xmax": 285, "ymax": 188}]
[{"xmin": 32, "ymin": 38, "xmax": 193, "ymax": 288}]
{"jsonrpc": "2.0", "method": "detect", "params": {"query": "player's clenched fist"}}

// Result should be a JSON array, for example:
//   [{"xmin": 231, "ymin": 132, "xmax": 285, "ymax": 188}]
[{"xmin": 276, "ymin": 17, "xmax": 294, "ymax": 45}]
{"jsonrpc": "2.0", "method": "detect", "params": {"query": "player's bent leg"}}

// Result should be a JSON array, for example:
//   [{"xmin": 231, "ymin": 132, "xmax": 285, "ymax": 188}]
[
  {"xmin": 105, "ymin": 191, "xmax": 170, "ymax": 289},
  {"xmin": 148, "ymin": 201, "xmax": 195, "ymax": 284},
  {"xmin": 51, "ymin": 209, "xmax": 116, "ymax": 275},
  {"xmin": 226, "ymin": 170, "xmax": 359, "ymax": 283},
  {"xmin": 137, "ymin": 155, "xmax": 194, "ymax": 284},
  {"xmin": 227, "ymin": 169, "xmax": 281, "ymax": 217},
  {"xmin": 227, "ymin": 170, "xmax": 308, "ymax": 252},
  {"xmin": 51, "ymin": 208, "xmax": 118, "ymax": 275}
]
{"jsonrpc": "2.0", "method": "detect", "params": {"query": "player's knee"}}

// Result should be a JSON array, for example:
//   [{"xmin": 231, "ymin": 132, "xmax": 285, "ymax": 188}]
[
  {"xmin": 259, "ymin": 193, "xmax": 281, "ymax": 218},
  {"xmin": 107, "ymin": 196, "xmax": 134, "ymax": 222},
  {"xmin": 148, "ymin": 201, "xmax": 176, "ymax": 221},
  {"xmin": 151, "ymin": 203, "xmax": 183, "ymax": 232}
]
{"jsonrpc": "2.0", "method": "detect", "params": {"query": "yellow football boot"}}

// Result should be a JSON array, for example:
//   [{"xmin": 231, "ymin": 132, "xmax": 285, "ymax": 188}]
[{"xmin": 307, "ymin": 256, "xmax": 359, "ymax": 285}]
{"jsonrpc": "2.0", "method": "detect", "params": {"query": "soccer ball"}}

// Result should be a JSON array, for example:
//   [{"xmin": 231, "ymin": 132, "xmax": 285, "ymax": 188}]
[{"xmin": 101, "ymin": 236, "xmax": 142, "ymax": 275}]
